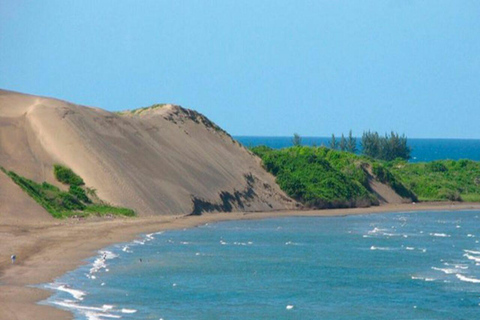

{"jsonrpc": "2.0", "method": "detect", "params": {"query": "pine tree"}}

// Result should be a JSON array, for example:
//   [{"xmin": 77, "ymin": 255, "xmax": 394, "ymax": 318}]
[
  {"xmin": 339, "ymin": 134, "xmax": 347, "ymax": 151},
  {"xmin": 329, "ymin": 134, "xmax": 337, "ymax": 150},
  {"xmin": 346, "ymin": 130, "xmax": 357, "ymax": 153},
  {"xmin": 292, "ymin": 133, "xmax": 302, "ymax": 146}
]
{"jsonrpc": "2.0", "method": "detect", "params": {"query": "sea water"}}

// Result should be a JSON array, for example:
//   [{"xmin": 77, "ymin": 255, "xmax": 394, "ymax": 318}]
[
  {"xmin": 234, "ymin": 136, "xmax": 480, "ymax": 162},
  {"xmin": 43, "ymin": 210, "xmax": 480, "ymax": 319}
]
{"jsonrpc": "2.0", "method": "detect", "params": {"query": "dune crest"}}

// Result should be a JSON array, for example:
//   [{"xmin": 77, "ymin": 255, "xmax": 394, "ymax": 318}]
[{"xmin": 0, "ymin": 89, "xmax": 296, "ymax": 220}]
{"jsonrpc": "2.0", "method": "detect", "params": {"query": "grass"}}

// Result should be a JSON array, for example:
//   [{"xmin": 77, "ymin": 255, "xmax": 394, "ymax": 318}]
[
  {"xmin": 2, "ymin": 165, "xmax": 135, "ymax": 218},
  {"xmin": 116, "ymin": 103, "xmax": 167, "ymax": 116},
  {"xmin": 84, "ymin": 204, "xmax": 135, "ymax": 217},
  {"xmin": 388, "ymin": 159, "xmax": 480, "ymax": 201}
]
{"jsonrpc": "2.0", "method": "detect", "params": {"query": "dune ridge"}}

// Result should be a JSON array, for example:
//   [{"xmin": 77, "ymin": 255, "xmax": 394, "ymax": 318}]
[{"xmin": 0, "ymin": 89, "xmax": 296, "ymax": 221}]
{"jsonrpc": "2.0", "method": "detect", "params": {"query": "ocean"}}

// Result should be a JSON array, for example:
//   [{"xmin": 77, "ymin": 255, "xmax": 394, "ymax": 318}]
[
  {"xmin": 234, "ymin": 136, "xmax": 480, "ymax": 162},
  {"xmin": 43, "ymin": 211, "xmax": 480, "ymax": 319}
]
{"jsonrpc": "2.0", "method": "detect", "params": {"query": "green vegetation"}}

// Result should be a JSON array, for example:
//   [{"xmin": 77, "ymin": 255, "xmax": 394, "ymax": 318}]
[
  {"xmin": 292, "ymin": 133, "xmax": 302, "ymax": 146},
  {"xmin": 252, "ymin": 143, "xmax": 480, "ymax": 207},
  {"xmin": 330, "ymin": 131, "xmax": 357, "ymax": 153},
  {"xmin": 2, "ymin": 165, "xmax": 135, "ymax": 218},
  {"xmin": 54, "ymin": 164, "xmax": 84, "ymax": 186},
  {"xmin": 251, "ymin": 146, "xmax": 388, "ymax": 208},
  {"xmin": 361, "ymin": 131, "xmax": 411, "ymax": 161},
  {"xmin": 389, "ymin": 159, "xmax": 480, "ymax": 201},
  {"xmin": 116, "ymin": 103, "xmax": 167, "ymax": 116}
]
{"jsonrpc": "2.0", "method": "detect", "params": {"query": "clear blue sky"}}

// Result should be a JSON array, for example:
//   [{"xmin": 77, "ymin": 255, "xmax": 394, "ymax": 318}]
[{"xmin": 1, "ymin": 1, "xmax": 479, "ymax": 138}]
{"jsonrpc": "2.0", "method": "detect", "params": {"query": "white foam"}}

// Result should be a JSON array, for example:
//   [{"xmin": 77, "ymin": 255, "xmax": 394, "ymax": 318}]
[
  {"xmin": 368, "ymin": 227, "xmax": 388, "ymax": 235},
  {"xmin": 370, "ymin": 246, "xmax": 392, "ymax": 251},
  {"xmin": 54, "ymin": 300, "xmax": 113, "ymax": 312},
  {"xmin": 133, "ymin": 240, "xmax": 145, "ymax": 245},
  {"xmin": 121, "ymin": 308, "xmax": 137, "ymax": 313},
  {"xmin": 405, "ymin": 247, "xmax": 415, "ymax": 251},
  {"xmin": 431, "ymin": 267, "xmax": 458, "ymax": 274},
  {"xmin": 85, "ymin": 312, "xmax": 121, "ymax": 320},
  {"xmin": 456, "ymin": 274, "xmax": 480, "ymax": 283},
  {"xmin": 146, "ymin": 233, "xmax": 155, "ymax": 240},
  {"xmin": 220, "ymin": 240, "xmax": 228, "ymax": 245},
  {"xmin": 286, "ymin": 305, "xmax": 294, "ymax": 310},
  {"xmin": 180, "ymin": 241, "xmax": 190, "ymax": 245},
  {"xmin": 430, "ymin": 233, "xmax": 450, "ymax": 237},
  {"xmin": 411, "ymin": 276, "xmax": 435, "ymax": 282},
  {"xmin": 56, "ymin": 285, "xmax": 86, "ymax": 300},
  {"xmin": 467, "ymin": 234, "xmax": 476, "ymax": 238},
  {"xmin": 464, "ymin": 249, "xmax": 480, "ymax": 255},
  {"xmin": 122, "ymin": 245, "xmax": 132, "ymax": 253},
  {"xmin": 464, "ymin": 253, "xmax": 480, "ymax": 263},
  {"xmin": 89, "ymin": 251, "xmax": 118, "ymax": 278}
]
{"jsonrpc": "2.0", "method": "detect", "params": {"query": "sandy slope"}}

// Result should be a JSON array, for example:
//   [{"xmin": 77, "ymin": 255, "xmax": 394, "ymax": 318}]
[{"xmin": 0, "ymin": 89, "xmax": 296, "ymax": 219}]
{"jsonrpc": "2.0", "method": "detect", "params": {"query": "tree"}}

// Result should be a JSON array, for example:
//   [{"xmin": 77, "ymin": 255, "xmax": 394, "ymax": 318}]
[
  {"xmin": 329, "ymin": 134, "xmax": 338, "ymax": 150},
  {"xmin": 346, "ymin": 130, "xmax": 357, "ymax": 153},
  {"xmin": 292, "ymin": 133, "xmax": 302, "ymax": 146},
  {"xmin": 361, "ymin": 131, "xmax": 410, "ymax": 161},
  {"xmin": 339, "ymin": 134, "xmax": 347, "ymax": 151}
]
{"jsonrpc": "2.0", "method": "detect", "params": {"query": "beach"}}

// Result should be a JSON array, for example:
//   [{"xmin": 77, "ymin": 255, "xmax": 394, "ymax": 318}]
[{"xmin": 1, "ymin": 202, "xmax": 480, "ymax": 320}]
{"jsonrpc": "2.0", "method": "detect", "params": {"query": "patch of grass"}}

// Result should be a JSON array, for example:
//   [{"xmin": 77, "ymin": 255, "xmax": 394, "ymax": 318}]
[
  {"xmin": 3, "ymin": 166, "xmax": 135, "ymax": 218},
  {"xmin": 117, "ymin": 103, "xmax": 167, "ymax": 116},
  {"xmin": 84, "ymin": 204, "xmax": 135, "ymax": 217},
  {"xmin": 389, "ymin": 159, "xmax": 480, "ymax": 202},
  {"xmin": 54, "ymin": 164, "xmax": 84, "ymax": 186}
]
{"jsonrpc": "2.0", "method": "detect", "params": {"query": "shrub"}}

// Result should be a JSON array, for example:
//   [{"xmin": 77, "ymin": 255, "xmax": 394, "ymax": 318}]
[
  {"xmin": 54, "ymin": 164, "xmax": 85, "ymax": 186},
  {"xmin": 69, "ymin": 185, "xmax": 91, "ymax": 203}
]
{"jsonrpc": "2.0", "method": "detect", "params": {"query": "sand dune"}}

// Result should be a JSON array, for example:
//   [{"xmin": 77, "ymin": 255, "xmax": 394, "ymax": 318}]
[{"xmin": 0, "ymin": 89, "xmax": 296, "ymax": 220}]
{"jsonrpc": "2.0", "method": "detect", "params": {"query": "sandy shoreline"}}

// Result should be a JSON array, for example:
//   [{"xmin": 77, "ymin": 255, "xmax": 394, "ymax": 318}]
[{"xmin": 2, "ymin": 202, "xmax": 480, "ymax": 320}]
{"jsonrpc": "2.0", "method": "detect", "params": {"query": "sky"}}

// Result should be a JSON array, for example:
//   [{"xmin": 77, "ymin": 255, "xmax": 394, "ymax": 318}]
[{"xmin": 1, "ymin": 1, "xmax": 479, "ymax": 138}]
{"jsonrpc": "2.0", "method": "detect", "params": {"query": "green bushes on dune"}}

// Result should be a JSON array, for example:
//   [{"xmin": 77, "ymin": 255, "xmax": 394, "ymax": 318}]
[
  {"xmin": 54, "ymin": 164, "xmax": 85, "ymax": 186},
  {"xmin": 1, "ymin": 165, "xmax": 135, "ymax": 218},
  {"xmin": 252, "ymin": 144, "xmax": 480, "ymax": 207},
  {"xmin": 388, "ymin": 159, "xmax": 480, "ymax": 202},
  {"xmin": 251, "ymin": 146, "xmax": 381, "ymax": 208}
]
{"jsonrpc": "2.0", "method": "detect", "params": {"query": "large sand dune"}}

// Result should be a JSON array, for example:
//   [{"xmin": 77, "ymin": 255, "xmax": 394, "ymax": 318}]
[{"xmin": 0, "ymin": 89, "xmax": 296, "ymax": 220}]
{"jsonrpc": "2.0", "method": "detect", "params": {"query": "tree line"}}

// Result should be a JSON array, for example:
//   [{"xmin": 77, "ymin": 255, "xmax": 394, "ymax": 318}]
[{"xmin": 292, "ymin": 131, "xmax": 411, "ymax": 161}]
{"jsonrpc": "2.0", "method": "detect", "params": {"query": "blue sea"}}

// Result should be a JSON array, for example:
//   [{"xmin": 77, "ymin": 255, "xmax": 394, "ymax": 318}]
[
  {"xmin": 234, "ymin": 136, "xmax": 480, "ymax": 162},
  {"xmin": 43, "ymin": 211, "xmax": 480, "ymax": 319}
]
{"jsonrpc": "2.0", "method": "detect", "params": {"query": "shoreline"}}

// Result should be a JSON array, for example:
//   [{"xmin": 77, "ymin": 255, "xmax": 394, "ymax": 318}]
[{"xmin": 2, "ymin": 202, "xmax": 480, "ymax": 319}]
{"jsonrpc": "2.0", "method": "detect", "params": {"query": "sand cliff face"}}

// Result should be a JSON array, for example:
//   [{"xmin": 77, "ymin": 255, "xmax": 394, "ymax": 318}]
[{"xmin": 0, "ymin": 89, "xmax": 296, "ymax": 220}]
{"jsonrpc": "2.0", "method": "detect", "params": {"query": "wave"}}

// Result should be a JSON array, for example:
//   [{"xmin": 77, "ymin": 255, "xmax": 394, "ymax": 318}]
[
  {"xmin": 55, "ymin": 285, "xmax": 86, "ymax": 300},
  {"xmin": 464, "ymin": 253, "xmax": 480, "ymax": 263},
  {"xmin": 456, "ymin": 274, "xmax": 480, "ymax": 284},
  {"xmin": 430, "ymin": 233, "xmax": 450, "ymax": 237},
  {"xmin": 53, "ymin": 300, "xmax": 123, "ymax": 319},
  {"xmin": 88, "ymin": 251, "xmax": 118, "ymax": 279},
  {"xmin": 121, "ymin": 308, "xmax": 137, "ymax": 313},
  {"xmin": 411, "ymin": 276, "xmax": 436, "ymax": 282},
  {"xmin": 431, "ymin": 267, "xmax": 459, "ymax": 274},
  {"xmin": 370, "ymin": 246, "xmax": 393, "ymax": 251},
  {"xmin": 464, "ymin": 249, "xmax": 480, "ymax": 255}
]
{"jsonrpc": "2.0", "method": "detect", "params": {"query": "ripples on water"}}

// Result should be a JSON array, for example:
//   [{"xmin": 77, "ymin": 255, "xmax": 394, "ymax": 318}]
[{"xmin": 43, "ymin": 211, "xmax": 480, "ymax": 319}]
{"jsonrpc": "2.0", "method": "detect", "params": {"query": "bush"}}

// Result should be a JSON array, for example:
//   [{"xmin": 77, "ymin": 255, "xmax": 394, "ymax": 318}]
[
  {"xmin": 252, "ymin": 146, "xmax": 377, "ymax": 208},
  {"xmin": 69, "ymin": 185, "xmax": 91, "ymax": 203},
  {"xmin": 390, "ymin": 159, "xmax": 480, "ymax": 202},
  {"xmin": 4, "ymin": 166, "xmax": 135, "ymax": 218},
  {"xmin": 54, "ymin": 164, "xmax": 85, "ymax": 186}
]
